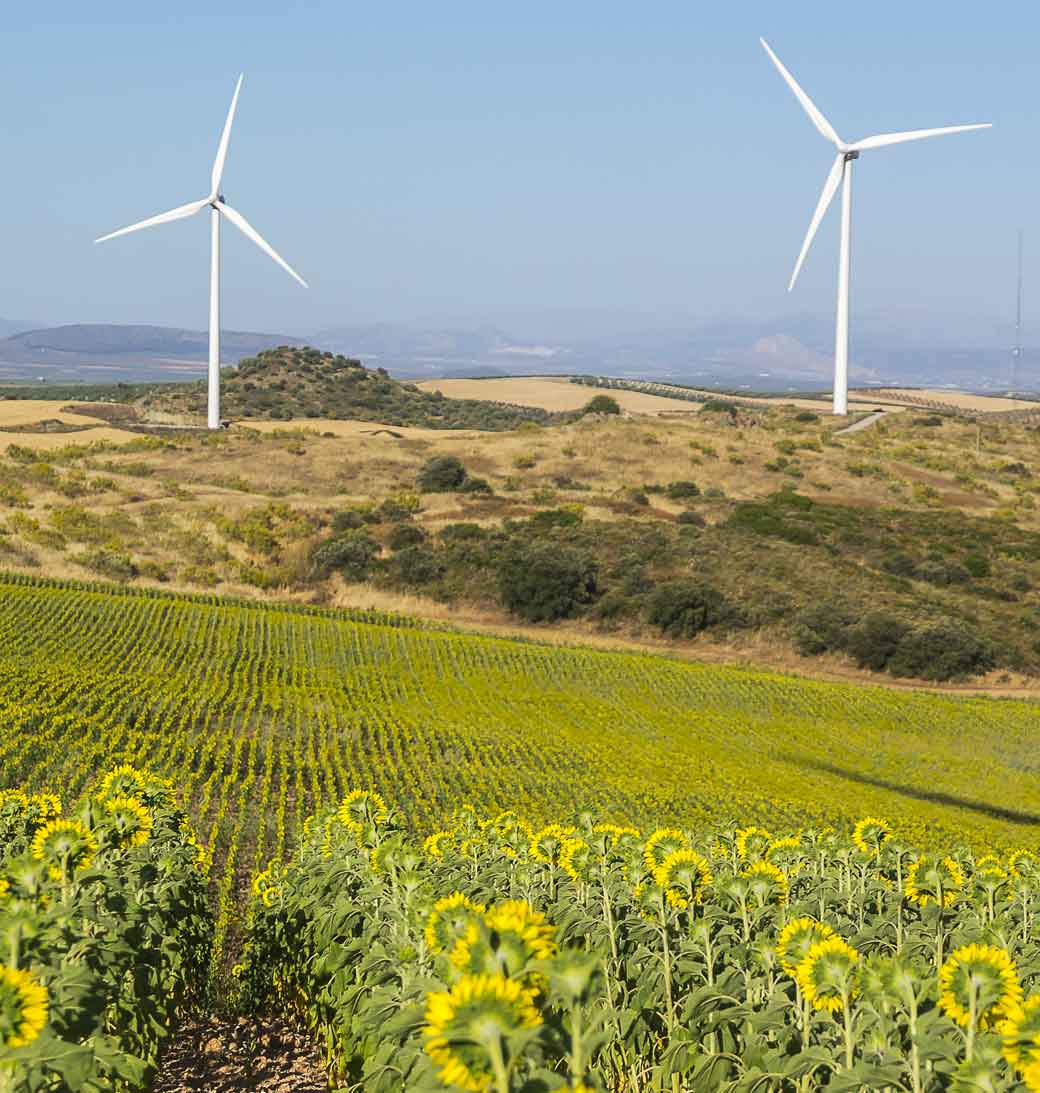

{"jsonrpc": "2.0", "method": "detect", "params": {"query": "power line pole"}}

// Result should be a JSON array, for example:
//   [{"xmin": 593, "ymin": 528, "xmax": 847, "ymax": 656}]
[{"xmin": 1012, "ymin": 228, "xmax": 1023, "ymax": 401}]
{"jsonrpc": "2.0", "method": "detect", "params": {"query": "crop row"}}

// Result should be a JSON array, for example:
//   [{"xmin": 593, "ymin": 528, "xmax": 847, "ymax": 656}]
[
  {"xmin": 0, "ymin": 765, "xmax": 210, "ymax": 1091},
  {"xmin": 239, "ymin": 793, "xmax": 1040, "ymax": 1091},
  {"xmin": 0, "ymin": 574, "xmax": 1038, "ymax": 962}
]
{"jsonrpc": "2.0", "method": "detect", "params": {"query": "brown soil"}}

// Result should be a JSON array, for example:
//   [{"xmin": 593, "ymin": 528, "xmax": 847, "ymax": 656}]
[{"xmin": 153, "ymin": 1016, "xmax": 326, "ymax": 1092}]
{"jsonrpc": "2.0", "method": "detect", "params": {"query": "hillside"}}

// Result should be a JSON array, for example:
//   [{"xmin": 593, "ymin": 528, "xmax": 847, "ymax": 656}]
[
  {"xmin": 145, "ymin": 345, "xmax": 569, "ymax": 429},
  {"xmin": 1, "ymin": 396, "xmax": 1040, "ymax": 684}
]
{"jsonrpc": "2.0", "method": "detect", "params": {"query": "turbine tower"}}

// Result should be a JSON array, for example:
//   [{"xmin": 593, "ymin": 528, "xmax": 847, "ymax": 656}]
[
  {"xmin": 95, "ymin": 76, "xmax": 308, "ymax": 429},
  {"xmin": 760, "ymin": 39, "xmax": 991, "ymax": 415}
]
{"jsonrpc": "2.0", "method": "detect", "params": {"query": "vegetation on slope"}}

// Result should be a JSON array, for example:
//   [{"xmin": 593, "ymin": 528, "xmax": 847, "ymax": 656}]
[{"xmin": 145, "ymin": 346, "xmax": 570, "ymax": 429}]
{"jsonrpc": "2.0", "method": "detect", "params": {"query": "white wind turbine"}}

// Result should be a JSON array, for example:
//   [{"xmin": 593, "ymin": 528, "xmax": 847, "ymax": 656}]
[
  {"xmin": 95, "ymin": 76, "xmax": 308, "ymax": 429},
  {"xmin": 760, "ymin": 39, "xmax": 991, "ymax": 415}
]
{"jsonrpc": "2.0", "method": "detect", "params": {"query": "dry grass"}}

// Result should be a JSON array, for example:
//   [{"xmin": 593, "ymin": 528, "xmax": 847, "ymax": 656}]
[{"xmin": 416, "ymin": 377, "xmax": 691, "ymax": 414}]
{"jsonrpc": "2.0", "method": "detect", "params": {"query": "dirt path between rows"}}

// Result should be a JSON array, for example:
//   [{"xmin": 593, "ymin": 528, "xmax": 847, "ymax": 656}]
[{"xmin": 153, "ymin": 1017, "xmax": 326, "ymax": 1092}]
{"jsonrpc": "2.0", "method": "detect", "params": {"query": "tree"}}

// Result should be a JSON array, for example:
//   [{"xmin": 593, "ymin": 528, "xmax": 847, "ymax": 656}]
[
  {"xmin": 497, "ymin": 542, "xmax": 597, "ymax": 622},
  {"xmin": 646, "ymin": 580, "xmax": 735, "ymax": 639},
  {"xmin": 582, "ymin": 394, "xmax": 621, "ymax": 415},
  {"xmin": 418, "ymin": 456, "xmax": 468, "ymax": 492}
]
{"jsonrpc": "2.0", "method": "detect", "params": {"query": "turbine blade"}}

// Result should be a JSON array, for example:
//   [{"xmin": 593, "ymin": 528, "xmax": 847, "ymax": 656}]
[
  {"xmin": 760, "ymin": 37, "xmax": 841, "ymax": 146},
  {"xmin": 217, "ymin": 202, "xmax": 308, "ymax": 287},
  {"xmin": 94, "ymin": 198, "xmax": 210, "ymax": 243},
  {"xmin": 848, "ymin": 123, "xmax": 992, "ymax": 152},
  {"xmin": 211, "ymin": 74, "xmax": 244, "ymax": 194},
  {"xmin": 789, "ymin": 153, "xmax": 845, "ymax": 291}
]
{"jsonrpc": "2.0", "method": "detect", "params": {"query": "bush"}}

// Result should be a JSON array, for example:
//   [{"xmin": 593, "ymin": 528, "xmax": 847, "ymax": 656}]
[
  {"xmin": 676, "ymin": 510, "xmax": 706, "ymax": 527},
  {"xmin": 844, "ymin": 613, "xmax": 909, "ymax": 672},
  {"xmin": 666, "ymin": 480, "xmax": 700, "ymax": 500},
  {"xmin": 392, "ymin": 545, "xmax": 443, "ymax": 585},
  {"xmin": 73, "ymin": 549, "xmax": 138, "ymax": 582},
  {"xmin": 582, "ymin": 394, "xmax": 622, "ymax": 415},
  {"xmin": 439, "ymin": 522, "xmax": 487, "ymax": 543},
  {"xmin": 388, "ymin": 523, "xmax": 427, "ymax": 551},
  {"xmin": 963, "ymin": 552, "xmax": 991, "ymax": 578},
  {"xmin": 331, "ymin": 509, "xmax": 367, "ymax": 532},
  {"xmin": 497, "ymin": 542, "xmax": 597, "ymax": 622},
  {"xmin": 311, "ymin": 531, "xmax": 380, "ymax": 580},
  {"xmin": 701, "ymin": 399, "xmax": 738, "ymax": 416},
  {"xmin": 529, "ymin": 507, "xmax": 583, "ymax": 530},
  {"xmin": 795, "ymin": 411, "xmax": 819, "ymax": 422},
  {"xmin": 418, "ymin": 456, "xmax": 468, "ymax": 492},
  {"xmin": 645, "ymin": 580, "xmax": 736, "ymax": 639},
  {"xmin": 459, "ymin": 476, "xmax": 493, "ymax": 495},
  {"xmin": 887, "ymin": 623, "xmax": 995, "ymax": 681},
  {"xmin": 792, "ymin": 604, "xmax": 855, "ymax": 656}
]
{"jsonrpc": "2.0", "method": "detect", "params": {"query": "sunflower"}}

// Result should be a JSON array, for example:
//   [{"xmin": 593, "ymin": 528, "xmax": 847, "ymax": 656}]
[
  {"xmin": 29, "ymin": 819, "xmax": 97, "ymax": 881},
  {"xmin": 100, "ymin": 795, "xmax": 153, "ymax": 849},
  {"xmin": 592, "ymin": 822, "xmax": 640, "ymax": 848},
  {"xmin": 735, "ymin": 826, "xmax": 773, "ymax": 863},
  {"xmin": 1002, "ymin": 994, "xmax": 1040, "ymax": 1073},
  {"xmin": 796, "ymin": 937, "xmax": 860, "ymax": 1013},
  {"xmin": 642, "ymin": 828, "xmax": 688, "ymax": 874},
  {"xmin": 28, "ymin": 793, "xmax": 62, "ymax": 823},
  {"xmin": 424, "ymin": 973, "xmax": 541, "ymax": 1093},
  {"xmin": 558, "ymin": 837, "xmax": 593, "ymax": 883},
  {"xmin": 766, "ymin": 835, "xmax": 804, "ymax": 864},
  {"xmin": 424, "ymin": 830, "xmax": 456, "ymax": 862},
  {"xmin": 904, "ymin": 855, "xmax": 965, "ymax": 907},
  {"xmin": 1008, "ymin": 849, "xmax": 1040, "ymax": 881},
  {"xmin": 528, "ymin": 824, "xmax": 576, "ymax": 866},
  {"xmin": 451, "ymin": 900, "xmax": 557, "ymax": 979},
  {"xmin": 337, "ymin": 789, "xmax": 389, "ymax": 835},
  {"xmin": 974, "ymin": 854, "xmax": 1008, "ymax": 881},
  {"xmin": 1023, "ymin": 1059, "xmax": 1040, "ymax": 1093},
  {"xmin": 425, "ymin": 892, "xmax": 487, "ymax": 955},
  {"xmin": 652, "ymin": 849, "xmax": 713, "ymax": 910},
  {"xmin": 0, "ymin": 965, "xmax": 48, "ymax": 1049},
  {"xmin": 852, "ymin": 817, "xmax": 893, "ymax": 857},
  {"xmin": 742, "ymin": 860, "xmax": 789, "ymax": 906},
  {"xmin": 938, "ymin": 944, "xmax": 1022, "ymax": 1031},
  {"xmin": 776, "ymin": 917, "xmax": 837, "ymax": 977}
]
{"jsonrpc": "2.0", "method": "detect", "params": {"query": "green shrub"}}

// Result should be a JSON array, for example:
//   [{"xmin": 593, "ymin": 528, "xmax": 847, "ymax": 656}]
[
  {"xmin": 418, "ymin": 456, "xmax": 468, "ymax": 492},
  {"xmin": 388, "ymin": 524, "xmax": 428, "ymax": 551},
  {"xmin": 529, "ymin": 508, "xmax": 583, "ymax": 530},
  {"xmin": 311, "ymin": 531, "xmax": 380, "ymax": 579},
  {"xmin": 676, "ymin": 510, "xmax": 705, "ymax": 527},
  {"xmin": 392, "ymin": 545, "xmax": 444, "ymax": 585},
  {"xmin": 72, "ymin": 549, "xmax": 138, "ymax": 582},
  {"xmin": 439, "ymin": 522, "xmax": 487, "ymax": 543},
  {"xmin": 701, "ymin": 399, "xmax": 738, "ymax": 416},
  {"xmin": 331, "ymin": 509, "xmax": 367, "ymax": 532},
  {"xmin": 497, "ymin": 542, "xmax": 597, "ymax": 622},
  {"xmin": 666, "ymin": 480, "xmax": 700, "ymax": 500},
  {"xmin": 844, "ymin": 613, "xmax": 909, "ymax": 672},
  {"xmin": 459, "ymin": 476, "xmax": 493, "ymax": 495},
  {"xmin": 582, "ymin": 394, "xmax": 621, "ymax": 415},
  {"xmin": 645, "ymin": 580, "xmax": 736, "ymax": 639},
  {"xmin": 887, "ymin": 623, "xmax": 995, "ymax": 681},
  {"xmin": 795, "ymin": 411, "xmax": 819, "ymax": 422},
  {"xmin": 963, "ymin": 552, "xmax": 992, "ymax": 578}
]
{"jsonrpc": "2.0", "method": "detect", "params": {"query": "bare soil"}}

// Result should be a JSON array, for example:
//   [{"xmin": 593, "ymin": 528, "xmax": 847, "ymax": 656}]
[{"xmin": 153, "ymin": 1016, "xmax": 326, "ymax": 1093}]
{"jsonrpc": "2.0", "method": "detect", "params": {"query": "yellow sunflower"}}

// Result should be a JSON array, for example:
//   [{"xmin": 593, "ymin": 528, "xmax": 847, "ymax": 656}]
[
  {"xmin": 642, "ymin": 828, "xmax": 688, "ymax": 874},
  {"xmin": 451, "ymin": 900, "xmax": 557, "ymax": 979},
  {"xmin": 558, "ymin": 837, "xmax": 593, "ymax": 883},
  {"xmin": 29, "ymin": 819, "xmax": 97, "ymax": 881},
  {"xmin": 100, "ymin": 795, "xmax": 153, "ymax": 849},
  {"xmin": 0, "ymin": 965, "xmax": 48, "ymax": 1048},
  {"xmin": 337, "ymin": 789, "xmax": 389, "ymax": 835},
  {"xmin": 735, "ymin": 826, "xmax": 773, "ymax": 863},
  {"xmin": 425, "ymin": 892, "xmax": 487, "ymax": 955},
  {"xmin": 776, "ymin": 917, "xmax": 836, "ymax": 978},
  {"xmin": 528, "ymin": 824, "xmax": 576, "ymax": 866},
  {"xmin": 743, "ymin": 860, "xmax": 789, "ymax": 906},
  {"xmin": 1008, "ymin": 849, "xmax": 1040, "ymax": 880},
  {"xmin": 904, "ymin": 855, "xmax": 965, "ymax": 907},
  {"xmin": 652, "ymin": 849, "xmax": 713, "ymax": 910},
  {"xmin": 796, "ymin": 937, "xmax": 860, "ymax": 1013},
  {"xmin": 939, "ymin": 944, "xmax": 1022, "ymax": 1031},
  {"xmin": 1002, "ymin": 994, "xmax": 1040, "ymax": 1073},
  {"xmin": 424, "ymin": 973, "xmax": 541, "ymax": 1093},
  {"xmin": 852, "ymin": 817, "xmax": 892, "ymax": 857},
  {"xmin": 424, "ymin": 830, "xmax": 456, "ymax": 862}
]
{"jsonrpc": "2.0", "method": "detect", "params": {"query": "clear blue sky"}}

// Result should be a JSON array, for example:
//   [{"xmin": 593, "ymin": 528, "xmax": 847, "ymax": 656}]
[{"xmin": 1, "ymin": 1, "xmax": 1031, "ymax": 339}]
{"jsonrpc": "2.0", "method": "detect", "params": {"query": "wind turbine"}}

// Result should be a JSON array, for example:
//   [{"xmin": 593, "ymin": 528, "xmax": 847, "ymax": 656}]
[
  {"xmin": 760, "ymin": 39, "xmax": 990, "ymax": 415},
  {"xmin": 95, "ymin": 76, "xmax": 308, "ymax": 429}
]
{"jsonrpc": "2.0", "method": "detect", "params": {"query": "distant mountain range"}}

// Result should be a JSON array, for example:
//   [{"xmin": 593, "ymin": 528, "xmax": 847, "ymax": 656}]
[{"xmin": 0, "ymin": 317, "xmax": 1035, "ymax": 394}]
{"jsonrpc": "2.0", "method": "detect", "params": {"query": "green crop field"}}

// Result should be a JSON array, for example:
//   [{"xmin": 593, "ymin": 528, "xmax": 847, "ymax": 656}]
[
  {"xmin": 2, "ymin": 574, "xmax": 1038, "ymax": 909},
  {"xmin": 3, "ymin": 572, "xmax": 1040, "ymax": 1089}
]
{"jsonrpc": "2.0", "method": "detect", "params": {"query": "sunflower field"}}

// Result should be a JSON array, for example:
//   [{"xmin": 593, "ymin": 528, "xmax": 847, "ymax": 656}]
[
  {"xmin": 239, "ymin": 793, "xmax": 1040, "ymax": 1091},
  {"xmin": 0, "ymin": 765, "xmax": 210, "ymax": 1091}
]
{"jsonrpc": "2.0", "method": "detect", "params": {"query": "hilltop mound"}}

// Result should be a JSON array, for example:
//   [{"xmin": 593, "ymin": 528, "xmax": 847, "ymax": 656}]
[{"xmin": 147, "ymin": 346, "xmax": 565, "ymax": 430}]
